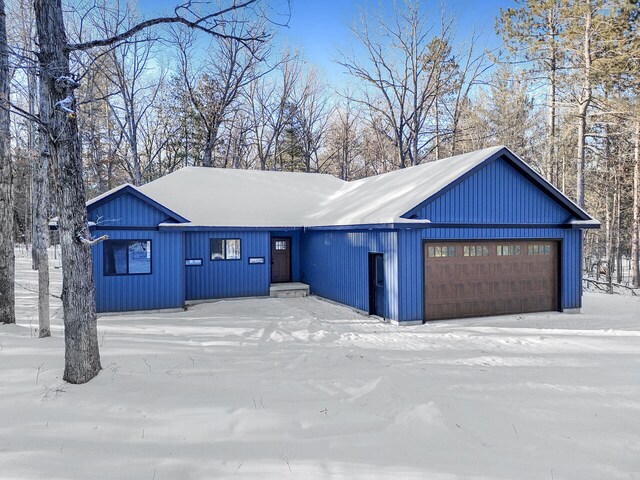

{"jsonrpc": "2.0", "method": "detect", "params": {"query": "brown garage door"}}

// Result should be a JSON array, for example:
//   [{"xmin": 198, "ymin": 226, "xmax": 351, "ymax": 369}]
[{"xmin": 423, "ymin": 240, "xmax": 559, "ymax": 321}]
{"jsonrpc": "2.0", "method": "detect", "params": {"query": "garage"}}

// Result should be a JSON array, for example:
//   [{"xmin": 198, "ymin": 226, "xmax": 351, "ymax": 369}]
[{"xmin": 423, "ymin": 240, "xmax": 559, "ymax": 321}]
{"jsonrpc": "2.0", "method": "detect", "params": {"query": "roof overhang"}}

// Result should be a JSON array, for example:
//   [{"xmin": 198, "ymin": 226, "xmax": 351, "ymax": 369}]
[
  {"xmin": 158, "ymin": 223, "xmax": 304, "ymax": 232},
  {"xmin": 567, "ymin": 219, "xmax": 601, "ymax": 229}
]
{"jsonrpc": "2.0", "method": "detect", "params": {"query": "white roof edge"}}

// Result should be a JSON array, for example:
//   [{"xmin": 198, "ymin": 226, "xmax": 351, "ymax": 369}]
[
  {"xmin": 568, "ymin": 219, "xmax": 601, "ymax": 227},
  {"xmin": 157, "ymin": 222, "xmax": 304, "ymax": 229},
  {"xmin": 157, "ymin": 218, "xmax": 433, "ymax": 229},
  {"xmin": 86, "ymin": 183, "xmax": 138, "ymax": 207},
  {"xmin": 393, "ymin": 218, "xmax": 432, "ymax": 224}
]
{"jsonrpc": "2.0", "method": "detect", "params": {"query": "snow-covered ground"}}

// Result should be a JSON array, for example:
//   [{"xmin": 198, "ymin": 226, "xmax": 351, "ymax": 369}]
[{"xmin": 2, "ymin": 249, "xmax": 640, "ymax": 479}]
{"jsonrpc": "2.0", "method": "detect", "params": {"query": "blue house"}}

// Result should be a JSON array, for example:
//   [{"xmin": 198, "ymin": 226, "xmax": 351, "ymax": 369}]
[{"xmin": 87, "ymin": 146, "xmax": 599, "ymax": 324}]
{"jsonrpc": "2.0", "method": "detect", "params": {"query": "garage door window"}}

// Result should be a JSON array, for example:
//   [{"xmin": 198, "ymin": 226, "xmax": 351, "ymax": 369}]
[
  {"xmin": 528, "ymin": 244, "xmax": 551, "ymax": 255},
  {"xmin": 497, "ymin": 245, "xmax": 521, "ymax": 256},
  {"xmin": 428, "ymin": 245, "xmax": 456, "ymax": 258},
  {"xmin": 463, "ymin": 245, "xmax": 489, "ymax": 257}
]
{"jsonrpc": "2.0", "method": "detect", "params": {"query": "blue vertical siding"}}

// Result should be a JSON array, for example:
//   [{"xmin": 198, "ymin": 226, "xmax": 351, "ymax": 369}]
[
  {"xmin": 301, "ymin": 230, "xmax": 398, "ymax": 319},
  {"xmin": 87, "ymin": 154, "xmax": 588, "ymax": 320},
  {"xmin": 270, "ymin": 230, "xmax": 302, "ymax": 282},
  {"xmin": 88, "ymin": 193, "xmax": 170, "ymax": 227},
  {"xmin": 410, "ymin": 158, "xmax": 574, "ymax": 224},
  {"xmin": 184, "ymin": 231, "xmax": 270, "ymax": 300},
  {"xmin": 396, "ymin": 227, "xmax": 583, "ymax": 322},
  {"xmin": 92, "ymin": 229, "xmax": 184, "ymax": 312}
]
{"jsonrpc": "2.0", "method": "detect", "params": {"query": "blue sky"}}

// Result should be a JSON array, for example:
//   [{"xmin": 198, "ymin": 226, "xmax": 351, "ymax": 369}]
[
  {"xmin": 139, "ymin": 0, "xmax": 514, "ymax": 83},
  {"xmin": 283, "ymin": 0, "xmax": 511, "ymax": 82}
]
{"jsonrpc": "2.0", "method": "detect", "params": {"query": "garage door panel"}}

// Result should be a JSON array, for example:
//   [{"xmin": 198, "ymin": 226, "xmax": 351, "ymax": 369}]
[{"xmin": 424, "ymin": 240, "xmax": 559, "ymax": 321}]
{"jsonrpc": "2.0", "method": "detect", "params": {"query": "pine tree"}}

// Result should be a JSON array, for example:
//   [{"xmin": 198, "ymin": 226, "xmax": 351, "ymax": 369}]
[{"xmin": 498, "ymin": 0, "xmax": 565, "ymax": 183}]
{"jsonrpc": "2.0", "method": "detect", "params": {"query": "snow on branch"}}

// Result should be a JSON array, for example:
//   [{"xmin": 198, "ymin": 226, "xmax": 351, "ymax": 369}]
[
  {"xmin": 76, "ymin": 234, "xmax": 109, "ymax": 247},
  {"xmin": 55, "ymin": 76, "xmax": 81, "ymax": 89},
  {"xmin": 94, "ymin": 215, "xmax": 122, "ymax": 226},
  {"xmin": 54, "ymin": 96, "xmax": 75, "ymax": 114}
]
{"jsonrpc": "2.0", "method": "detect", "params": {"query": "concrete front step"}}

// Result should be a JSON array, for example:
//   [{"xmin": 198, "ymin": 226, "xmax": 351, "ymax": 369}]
[{"xmin": 269, "ymin": 282, "xmax": 310, "ymax": 298}]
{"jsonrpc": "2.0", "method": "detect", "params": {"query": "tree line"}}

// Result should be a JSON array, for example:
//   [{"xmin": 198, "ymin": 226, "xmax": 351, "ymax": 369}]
[{"xmin": 0, "ymin": 0, "xmax": 638, "ymax": 384}]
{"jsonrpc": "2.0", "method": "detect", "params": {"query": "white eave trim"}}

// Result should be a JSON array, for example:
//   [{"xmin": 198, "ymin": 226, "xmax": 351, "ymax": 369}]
[{"xmin": 568, "ymin": 219, "xmax": 601, "ymax": 229}]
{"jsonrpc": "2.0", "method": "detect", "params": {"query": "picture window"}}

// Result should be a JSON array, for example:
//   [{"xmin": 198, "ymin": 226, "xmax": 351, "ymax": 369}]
[
  {"xmin": 104, "ymin": 240, "xmax": 151, "ymax": 276},
  {"xmin": 210, "ymin": 238, "xmax": 241, "ymax": 260}
]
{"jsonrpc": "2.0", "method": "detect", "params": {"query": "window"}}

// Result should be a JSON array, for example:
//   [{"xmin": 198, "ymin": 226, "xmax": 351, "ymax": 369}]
[
  {"xmin": 427, "ymin": 245, "xmax": 456, "ymax": 258},
  {"xmin": 274, "ymin": 240, "xmax": 287, "ymax": 251},
  {"xmin": 375, "ymin": 255, "xmax": 384, "ymax": 286},
  {"xmin": 210, "ymin": 238, "xmax": 241, "ymax": 260},
  {"xmin": 463, "ymin": 245, "xmax": 489, "ymax": 257},
  {"xmin": 528, "ymin": 244, "xmax": 551, "ymax": 255},
  {"xmin": 104, "ymin": 240, "xmax": 151, "ymax": 276},
  {"xmin": 497, "ymin": 244, "xmax": 521, "ymax": 256}
]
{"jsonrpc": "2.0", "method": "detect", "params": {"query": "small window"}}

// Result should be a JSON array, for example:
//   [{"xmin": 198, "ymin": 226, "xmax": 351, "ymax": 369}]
[
  {"xmin": 528, "ymin": 244, "xmax": 552, "ymax": 255},
  {"xmin": 104, "ymin": 240, "xmax": 151, "ymax": 276},
  {"xmin": 275, "ymin": 240, "xmax": 287, "ymax": 251},
  {"xmin": 497, "ymin": 245, "xmax": 521, "ymax": 256},
  {"xmin": 427, "ymin": 245, "xmax": 456, "ymax": 258},
  {"xmin": 210, "ymin": 238, "xmax": 241, "ymax": 260},
  {"xmin": 375, "ymin": 255, "xmax": 384, "ymax": 286},
  {"xmin": 463, "ymin": 245, "xmax": 489, "ymax": 257}
]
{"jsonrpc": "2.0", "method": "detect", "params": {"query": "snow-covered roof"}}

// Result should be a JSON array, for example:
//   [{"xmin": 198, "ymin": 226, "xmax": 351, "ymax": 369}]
[
  {"xmin": 91, "ymin": 146, "xmax": 595, "ymax": 228},
  {"xmin": 138, "ymin": 167, "xmax": 346, "ymax": 227},
  {"xmin": 307, "ymin": 146, "xmax": 506, "ymax": 226},
  {"xmin": 86, "ymin": 183, "xmax": 133, "ymax": 207}
]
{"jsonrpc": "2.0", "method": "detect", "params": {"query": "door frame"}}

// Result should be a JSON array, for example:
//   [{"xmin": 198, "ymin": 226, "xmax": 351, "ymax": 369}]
[
  {"xmin": 421, "ymin": 238, "xmax": 562, "ymax": 322},
  {"xmin": 271, "ymin": 236, "xmax": 292, "ymax": 283}
]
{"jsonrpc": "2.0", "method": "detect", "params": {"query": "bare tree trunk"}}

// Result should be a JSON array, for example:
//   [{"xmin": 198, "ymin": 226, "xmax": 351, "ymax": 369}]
[
  {"xmin": 130, "ymin": 132, "xmax": 142, "ymax": 185},
  {"xmin": 202, "ymin": 128, "xmax": 215, "ymax": 167},
  {"xmin": 576, "ymin": 102, "xmax": 589, "ymax": 208},
  {"xmin": 575, "ymin": 10, "xmax": 592, "ymax": 209},
  {"xmin": 33, "ymin": 113, "xmax": 50, "ymax": 336},
  {"xmin": 34, "ymin": 0, "xmax": 100, "ymax": 383},
  {"xmin": 547, "ymin": 57, "xmax": 556, "ymax": 183},
  {"xmin": 202, "ymin": 126, "xmax": 218, "ymax": 167},
  {"xmin": 0, "ymin": 0, "xmax": 15, "ymax": 324},
  {"xmin": 27, "ymin": 72, "xmax": 39, "ymax": 268},
  {"xmin": 604, "ymin": 124, "xmax": 613, "ymax": 292},
  {"xmin": 434, "ymin": 100, "xmax": 441, "ymax": 161},
  {"xmin": 27, "ymin": 15, "xmax": 50, "ymax": 336},
  {"xmin": 615, "ymin": 169, "xmax": 622, "ymax": 285},
  {"xmin": 632, "ymin": 119, "xmax": 640, "ymax": 287},
  {"xmin": 86, "ymin": 101, "xmax": 107, "ymax": 192}
]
